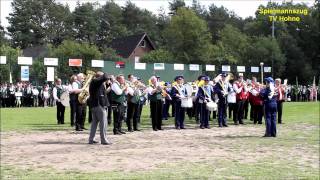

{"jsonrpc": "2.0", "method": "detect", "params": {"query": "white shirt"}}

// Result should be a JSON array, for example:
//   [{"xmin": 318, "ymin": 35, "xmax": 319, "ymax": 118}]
[
  {"xmin": 146, "ymin": 82, "xmax": 159, "ymax": 95},
  {"xmin": 72, "ymin": 81, "xmax": 80, "ymax": 90},
  {"xmin": 227, "ymin": 84, "xmax": 237, "ymax": 103},
  {"xmin": 53, "ymin": 85, "xmax": 63, "ymax": 101},
  {"xmin": 111, "ymin": 81, "xmax": 128, "ymax": 95},
  {"xmin": 233, "ymin": 81, "xmax": 248, "ymax": 94},
  {"xmin": 32, "ymin": 88, "xmax": 39, "ymax": 96}
]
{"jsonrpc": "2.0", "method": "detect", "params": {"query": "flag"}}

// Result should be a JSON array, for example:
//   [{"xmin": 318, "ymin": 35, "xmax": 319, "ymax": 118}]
[{"xmin": 115, "ymin": 61, "xmax": 125, "ymax": 68}]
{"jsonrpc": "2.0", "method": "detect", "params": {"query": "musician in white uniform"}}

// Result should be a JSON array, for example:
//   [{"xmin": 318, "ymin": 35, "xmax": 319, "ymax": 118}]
[
  {"xmin": 111, "ymin": 74, "xmax": 129, "ymax": 135},
  {"xmin": 146, "ymin": 76, "xmax": 164, "ymax": 131},
  {"xmin": 53, "ymin": 78, "xmax": 66, "ymax": 124}
]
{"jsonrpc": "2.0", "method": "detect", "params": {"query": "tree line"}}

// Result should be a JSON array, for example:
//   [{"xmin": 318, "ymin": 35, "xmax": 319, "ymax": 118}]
[{"xmin": 0, "ymin": 0, "xmax": 319, "ymax": 85}]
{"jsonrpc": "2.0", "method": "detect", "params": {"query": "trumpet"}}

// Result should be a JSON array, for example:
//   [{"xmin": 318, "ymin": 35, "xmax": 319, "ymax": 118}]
[{"xmin": 133, "ymin": 80, "xmax": 146, "ymax": 89}]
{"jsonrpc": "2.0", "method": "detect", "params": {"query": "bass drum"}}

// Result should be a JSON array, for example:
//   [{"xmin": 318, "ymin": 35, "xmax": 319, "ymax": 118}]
[{"xmin": 60, "ymin": 91, "xmax": 70, "ymax": 107}]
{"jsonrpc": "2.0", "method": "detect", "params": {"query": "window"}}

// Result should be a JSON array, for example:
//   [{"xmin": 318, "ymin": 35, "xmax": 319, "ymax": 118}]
[
  {"xmin": 135, "ymin": 56, "xmax": 140, "ymax": 63},
  {"xmin": 140, "ymin": 40, "xmax": 146, "ymax": 47}
]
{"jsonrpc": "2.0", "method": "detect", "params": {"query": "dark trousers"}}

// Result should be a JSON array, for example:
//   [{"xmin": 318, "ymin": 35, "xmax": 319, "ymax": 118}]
[
  {"xmin": 195, "ymin": 102, "xmax": 200, "ymax": 123},
  {"xmin": 70, "ymin": 100, "xmax": 77, "ymax": 126},
  {"xmin": 162, "ymin": 99, "xmax": 171, "ymax": 119},
  {"xmin": 133, "ymin": 103, "xmax": 142, "ymax": 129},
  {"xmin": 236, "ymin": 100, "xmax": 245, "ymax": 123},
  {"xmin": 126, "ymin": 102, "xmax": 138, "ymax": 131},
  {"xmin": 186, "ymin": 107, "xmax": 193, "ymax": 119},
  {"xmin": 75, "ymin": 103, "xmax": 86, "ymax": 130},
  {"xmin": 9, "ymin": 95, "xmax": 15, "ymax": 107},
  {"xmin": 228, "ymin": 103, "xmax": 237, "ymax": 122},
  {"xmin": 88, "ymin": 107, "xmax": 92, "ymax": 123},
  {"xmin": 277, "ymin": 101, "xmax": 283, "ymax": 123},
  {"xmin": 212, "ymin": 111, "xmax": 217, "ymax": 120},
  {"xmin": 200, "ymin": 103, "xmax": 209, "ymax": 128},
  {"xmin": 150, "ymin": 100, "xmax": 162, "ymax": 130},
  {"xmin": 252, "ymin": 104, "xmax": 263, "ymax": 124},
  {"xmin": 218, "ymin": 102, "xmax": 227, "ymax": 126},
  {"xmin": 113, "ymin": 103, "xmax": 125, "ymax": 133},
  {"xmin": 244, "ymin": 99, "xmax": 249, "ymax": 119},
  {"xmin": 56, "ymin": 102, "xmax": 65, "ymax": 124},
  {"xmin": 174, "ymin": 101, "xmax": 185, "ymax": 129},
  {"xmin": 250, "ymin": 103, "xmax": 254, "ymax": 120},
  {"xmin": 265, "ymin": 104, "xmax": 277, "ymax": 137},
  {"xmin": 171, "ymin": 100, "xmax": 175, "ymax": 117},
  {"xmin": 107, "ymin": 105, "xmax": 112, "ymax": 125}
]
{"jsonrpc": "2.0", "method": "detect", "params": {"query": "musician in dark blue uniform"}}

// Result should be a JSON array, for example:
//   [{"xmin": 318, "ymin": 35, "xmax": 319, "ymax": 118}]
[
  {"xmin": 171, "ymin": 75, "xmax": 187, "ymax": 129},
  {"xmin": 195, "ymin": 75, "xmax": 205, "ymax": 124},
  {"xmin": 197, "ymin": 76, "xmax": 214, "ymax": 129},
  {"xmin": 260, "ymin": 77, "xmax": 277, "ymax": 137},
  {"xmin": 214, "ymin": 73, "xmax": 229, "ymax": 127}
]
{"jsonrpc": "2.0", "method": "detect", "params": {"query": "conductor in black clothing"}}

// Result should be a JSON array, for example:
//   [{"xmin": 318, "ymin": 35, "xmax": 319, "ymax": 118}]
[{"xmin": 88, "ymin": 71, "xmax": 112, "ymax": 145}]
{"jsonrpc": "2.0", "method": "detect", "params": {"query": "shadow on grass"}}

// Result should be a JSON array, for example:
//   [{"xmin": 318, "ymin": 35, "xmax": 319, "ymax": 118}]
[
  {"xmin": 37, "ymin": 141, "xmax": 88, "ymax": 145},
  {"xmin": 216, "ymin": 135, "xmax": 262, "ymax": 139},
  {"xmin": 30, "ymin": 128, "xmax": 75, "ymax": 132}
]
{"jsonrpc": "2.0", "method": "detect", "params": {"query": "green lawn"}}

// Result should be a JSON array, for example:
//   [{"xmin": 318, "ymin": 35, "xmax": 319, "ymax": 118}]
[
  {"xmin": 1, "ymin": 102, "xmax": 318, "ymax": 132},
  {"xmin": 0, "ymin": 102, "xmax": 319, "ymax": 179}
]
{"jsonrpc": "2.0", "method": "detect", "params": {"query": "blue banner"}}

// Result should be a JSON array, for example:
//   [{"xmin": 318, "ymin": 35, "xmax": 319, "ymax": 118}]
[{"xmin": 21, "ymin": 66, "xmax": 29, "ymax": 81}]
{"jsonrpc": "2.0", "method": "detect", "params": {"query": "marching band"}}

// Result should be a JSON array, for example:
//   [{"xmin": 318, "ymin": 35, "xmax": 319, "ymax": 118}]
[
  {"xmin": 0, "ymin": 70, "xmax": 296, "ymax": 144},
  {"xmin": 57, "ymin": 71, "xmax": 292, "ymax": 144}
]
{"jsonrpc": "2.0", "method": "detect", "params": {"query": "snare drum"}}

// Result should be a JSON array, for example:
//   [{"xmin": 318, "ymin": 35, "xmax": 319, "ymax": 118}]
[
  {"xmin": 181, "ymin": 97, "xmax": 193, "ymax": 108},
  {"xmin": 206, "ymin": 101, "xmax": 217, "ymax": 111}
]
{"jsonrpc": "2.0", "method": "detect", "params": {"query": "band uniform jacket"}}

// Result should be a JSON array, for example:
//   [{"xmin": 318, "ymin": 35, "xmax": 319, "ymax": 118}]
[{"xmin": 89, "ymin": 73, "xmax": 110, "ymax": 108}]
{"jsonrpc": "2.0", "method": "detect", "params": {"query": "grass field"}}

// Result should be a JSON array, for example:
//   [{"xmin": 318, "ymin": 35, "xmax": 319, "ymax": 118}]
[{"xmin": 0, "ymin": 102, "xmax": 319, "ymax": 179}]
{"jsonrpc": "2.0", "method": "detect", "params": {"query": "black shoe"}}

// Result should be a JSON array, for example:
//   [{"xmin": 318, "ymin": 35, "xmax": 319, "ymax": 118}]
[
  {"xmin": 219, "ymin": 124, "xmax": 223, "ymax": 127},
  {"xmin": 88, "ymin": 140, "xmax": 99, "ymax": 144},
  {"xmin": 134, "ymin": 129, "xmax": 141, "ymax": 131},
  {"xmin": 76, "ymin": 129, "xmax": 83, "ymax": 131},
  {"xmin": 153, "ymin": 129, "xmax": 158, "ymax": 131},
  {"xmin": 159, "ymin": 128, "xmax": 164, "ymax": 130},
  {"xmin": 114, "ymin": 131, "xmax": 122, "ymax": 135},
  {"xmin": 263, "ymin": 134, "xmax": 271, "ymax": 137},
  {"xmin": 239, "ymin": 121, "xmax": 244, "ymax": 125},
  {"xmin": 101, "ymin": 142, "xmax": 112, "ymax": 145},
  {"xmin": 180, "ymin": 127, "xmax": 186, "ymax": 129},
  {"xmin": 206, "ymin": 126, "xmax": 210, "ymax": 129},
  {"xmin": 200, "ymin": 126, "xmax": 205, "ymax": 129},
  {"xmin": 81, "ymin": 127, "xmax": 88, "ymax": 130},
  {"xmin": 258, "ymin": 122, "xmax": 262, "ymax": 124},
  {"xmin": 119, "ymin": 131, "xmax": 126, "ymax": 134},
  {"xmin": 223, "ymin": 124, "xmax": 228, "ymax": 127},
  {"xmin": 128, "ymin": 129, "xmax": 134, "ymax": 132}
]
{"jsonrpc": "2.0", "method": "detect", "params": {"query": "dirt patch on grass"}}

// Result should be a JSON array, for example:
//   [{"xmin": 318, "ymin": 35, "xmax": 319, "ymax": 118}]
[{"xmin": 1, "ymin": 124, "xmax": 319, "ymax": 173}]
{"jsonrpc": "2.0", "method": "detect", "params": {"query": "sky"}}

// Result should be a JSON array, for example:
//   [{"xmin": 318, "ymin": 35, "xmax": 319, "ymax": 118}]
[{"xmin": 0, "ymin": 0, "xmax": 314, "ymax": 30}]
